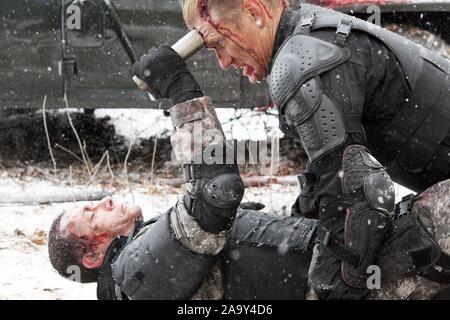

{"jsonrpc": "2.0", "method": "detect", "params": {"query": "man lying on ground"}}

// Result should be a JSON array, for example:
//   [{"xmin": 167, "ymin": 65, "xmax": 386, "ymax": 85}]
[{"xmin": 48, "ymin": 180, "xmax": 450, "ymax": 300}]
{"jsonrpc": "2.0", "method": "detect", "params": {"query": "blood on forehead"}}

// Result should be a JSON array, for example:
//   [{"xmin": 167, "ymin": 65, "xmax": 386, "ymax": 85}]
[
  {"xmin": 196, "ymin": 0, "xmax": 247, "ymax": 52},
  {"xmin": 194, "ymin": 0, "xmax": 286, "ymax": 74},
  {"xmin": 198, "ymin": 0, "xmax": 211, "ymax": 21}
]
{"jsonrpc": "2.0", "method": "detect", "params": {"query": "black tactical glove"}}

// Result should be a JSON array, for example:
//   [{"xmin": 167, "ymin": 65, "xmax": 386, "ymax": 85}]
[{"xmin": 132, "ymin": 45, "xmax": 203, "ymax": 105}]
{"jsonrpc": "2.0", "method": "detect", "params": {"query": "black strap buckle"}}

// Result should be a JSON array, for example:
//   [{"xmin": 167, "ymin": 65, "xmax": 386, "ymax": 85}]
[
  {"xmin": 395, "ymin": 193, "xmax": 415, "ymax": 220},
  {"xmin": 301, "ymin": 14, "xmax": 315, "ymax": 27},
  {"xmin": 335, "ymin": 19, "xmax": 352, "ymax": 46},
  {"xmin": 296, "ymin": 12, "xmax": 315, "ymax": 35}
]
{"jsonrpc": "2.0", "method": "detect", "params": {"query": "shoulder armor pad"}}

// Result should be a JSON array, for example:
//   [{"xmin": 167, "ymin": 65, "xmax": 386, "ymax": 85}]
[
  {"xmin": 269, "ymin": 34, "xmax": 348, "ymax": 109},
  {"xmin": 301, "ymin": 3, "xmax": 450, "ymax": 88}
]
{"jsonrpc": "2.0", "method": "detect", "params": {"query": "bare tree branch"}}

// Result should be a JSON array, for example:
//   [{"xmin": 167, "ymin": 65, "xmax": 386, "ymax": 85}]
[
  {"xmin": 42, "ymin": 95, "xmax": 57, "ymax": 179},
  {"xmin": 91, "ymin": 150, "xmax": 109, "ymax": 179},
  {"xmin": 106, "ymin": 150, "xmax": 115, "ymax": 186},
  {"xmin": 83, "ymin": 139, "xmax": 94, "ymax": 170},
  {"xmin": 54, "ymin": 144, "xmax": 84, "ymax": 164},
  {"xmin": 69, "ymin": 165, "xmax": 76, "ymax": 203},
  {"xmin": 64, "ymin": 94, "xmax": 92, "ymax": 175},
  {"xmin": 150, "ymin": 137, "xmax": 158, "ymax": 186},
  {"xmin": 124, "ymin": 120, "xmax": 135, "ymax": 204}
]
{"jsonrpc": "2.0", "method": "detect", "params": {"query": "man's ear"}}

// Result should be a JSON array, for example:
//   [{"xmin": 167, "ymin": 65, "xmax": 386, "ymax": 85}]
[
  {"xmin": 242, "ymin": 0, "xmax": 269, "ymax": 27},
  {"xmin": 82, "ymin": 252, "xmax": 104, "ymax": 269}
]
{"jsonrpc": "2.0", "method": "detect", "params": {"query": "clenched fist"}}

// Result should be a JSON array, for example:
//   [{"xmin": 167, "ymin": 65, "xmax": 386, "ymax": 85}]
[{"xmin": 132, "ymin": 45, "xmax": 203, "ymax": 105}]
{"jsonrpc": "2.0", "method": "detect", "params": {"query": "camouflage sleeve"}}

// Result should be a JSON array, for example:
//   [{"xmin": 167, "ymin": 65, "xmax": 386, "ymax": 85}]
[
  {"xmin": 170, "ymin": 200, "xmax": 228, "ymax": 255},
  {"xmin": 168, "ymin": 96, "xmax": 229, "ymax": 255},
  {"xmin": 169, "ymin": 96, "xmax": 226, "ymax": 164},
  {"xmin": 170, "ymin": 201, "xmax": 225, "ymax": 299},
  {"xmin": 191, "ymin": 264, "xmax": 224, "ymax": 300}
]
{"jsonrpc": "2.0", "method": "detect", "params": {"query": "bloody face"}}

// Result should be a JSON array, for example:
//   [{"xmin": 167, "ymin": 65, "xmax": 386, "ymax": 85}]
[
  {"xmin": 61, "ymin": 197, "xmax": 143, "ymax": 248},
  {"xmin": 192, "ymin": 3, "xmax": 275, "ymax": 84}
]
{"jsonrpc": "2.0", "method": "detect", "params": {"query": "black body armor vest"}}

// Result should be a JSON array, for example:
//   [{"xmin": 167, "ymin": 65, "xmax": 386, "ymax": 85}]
[{"xmin": 273, "ymin": 4, "xmax": 450, "ymax": 192}]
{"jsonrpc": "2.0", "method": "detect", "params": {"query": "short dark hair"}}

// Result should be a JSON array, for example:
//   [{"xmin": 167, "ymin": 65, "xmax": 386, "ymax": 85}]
[{"xmin": 48, "ymin": 213, "xmax": 99, "ymax": 283}]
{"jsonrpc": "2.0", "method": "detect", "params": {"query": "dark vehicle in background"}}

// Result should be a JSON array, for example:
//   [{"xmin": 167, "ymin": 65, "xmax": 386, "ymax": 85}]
[
  {"xmin": 1, "ymin": 0, "xmax": 449, "ymax": 112},
  {"xmin": 0, "ymin": 0, "xmax": 269, "ymax": 112}
]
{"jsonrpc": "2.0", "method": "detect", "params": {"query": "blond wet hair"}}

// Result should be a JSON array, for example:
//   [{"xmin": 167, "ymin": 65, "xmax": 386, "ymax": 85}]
[{"xmin": 181, "ymin": 0, "xmax": 286, "ymax": 28}]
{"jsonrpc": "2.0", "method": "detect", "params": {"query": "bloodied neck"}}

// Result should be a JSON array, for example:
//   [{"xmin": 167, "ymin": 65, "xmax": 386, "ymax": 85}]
[{"xmin": 189, "ymin": 0, "xmax": 286, "ymax": 84}]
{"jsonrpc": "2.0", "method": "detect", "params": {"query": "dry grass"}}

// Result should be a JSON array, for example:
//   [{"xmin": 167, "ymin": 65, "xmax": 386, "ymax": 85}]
[{"xmin": 42, "ymin": 95, "xmax": 57, "ymax": 180}]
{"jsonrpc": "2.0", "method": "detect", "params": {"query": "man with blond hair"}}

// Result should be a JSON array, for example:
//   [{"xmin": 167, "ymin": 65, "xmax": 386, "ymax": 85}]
[{"xmin": 131, "ymin": 0, "xmax": 450, "ymax": 299}]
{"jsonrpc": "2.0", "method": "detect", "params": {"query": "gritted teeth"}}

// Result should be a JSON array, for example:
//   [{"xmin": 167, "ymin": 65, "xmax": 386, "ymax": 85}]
[{"xmin": 243, "ymin": 65, "xmax": 257, "ymax": 78}]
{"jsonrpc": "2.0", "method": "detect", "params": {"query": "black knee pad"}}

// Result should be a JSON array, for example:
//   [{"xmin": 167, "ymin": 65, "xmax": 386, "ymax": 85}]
[
  {"xmin": 340, "ymin": 145, "xmax": 396, "ymax": 288},
  {"xmin": 184, "ymin": 145, "xmax": 245, "ymax": 234}
]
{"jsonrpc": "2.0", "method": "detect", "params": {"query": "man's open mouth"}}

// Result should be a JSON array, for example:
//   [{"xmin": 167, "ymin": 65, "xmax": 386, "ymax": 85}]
[{"xmin": 240, "ymin": 65, "xmax": 259, "ymax": 80}]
